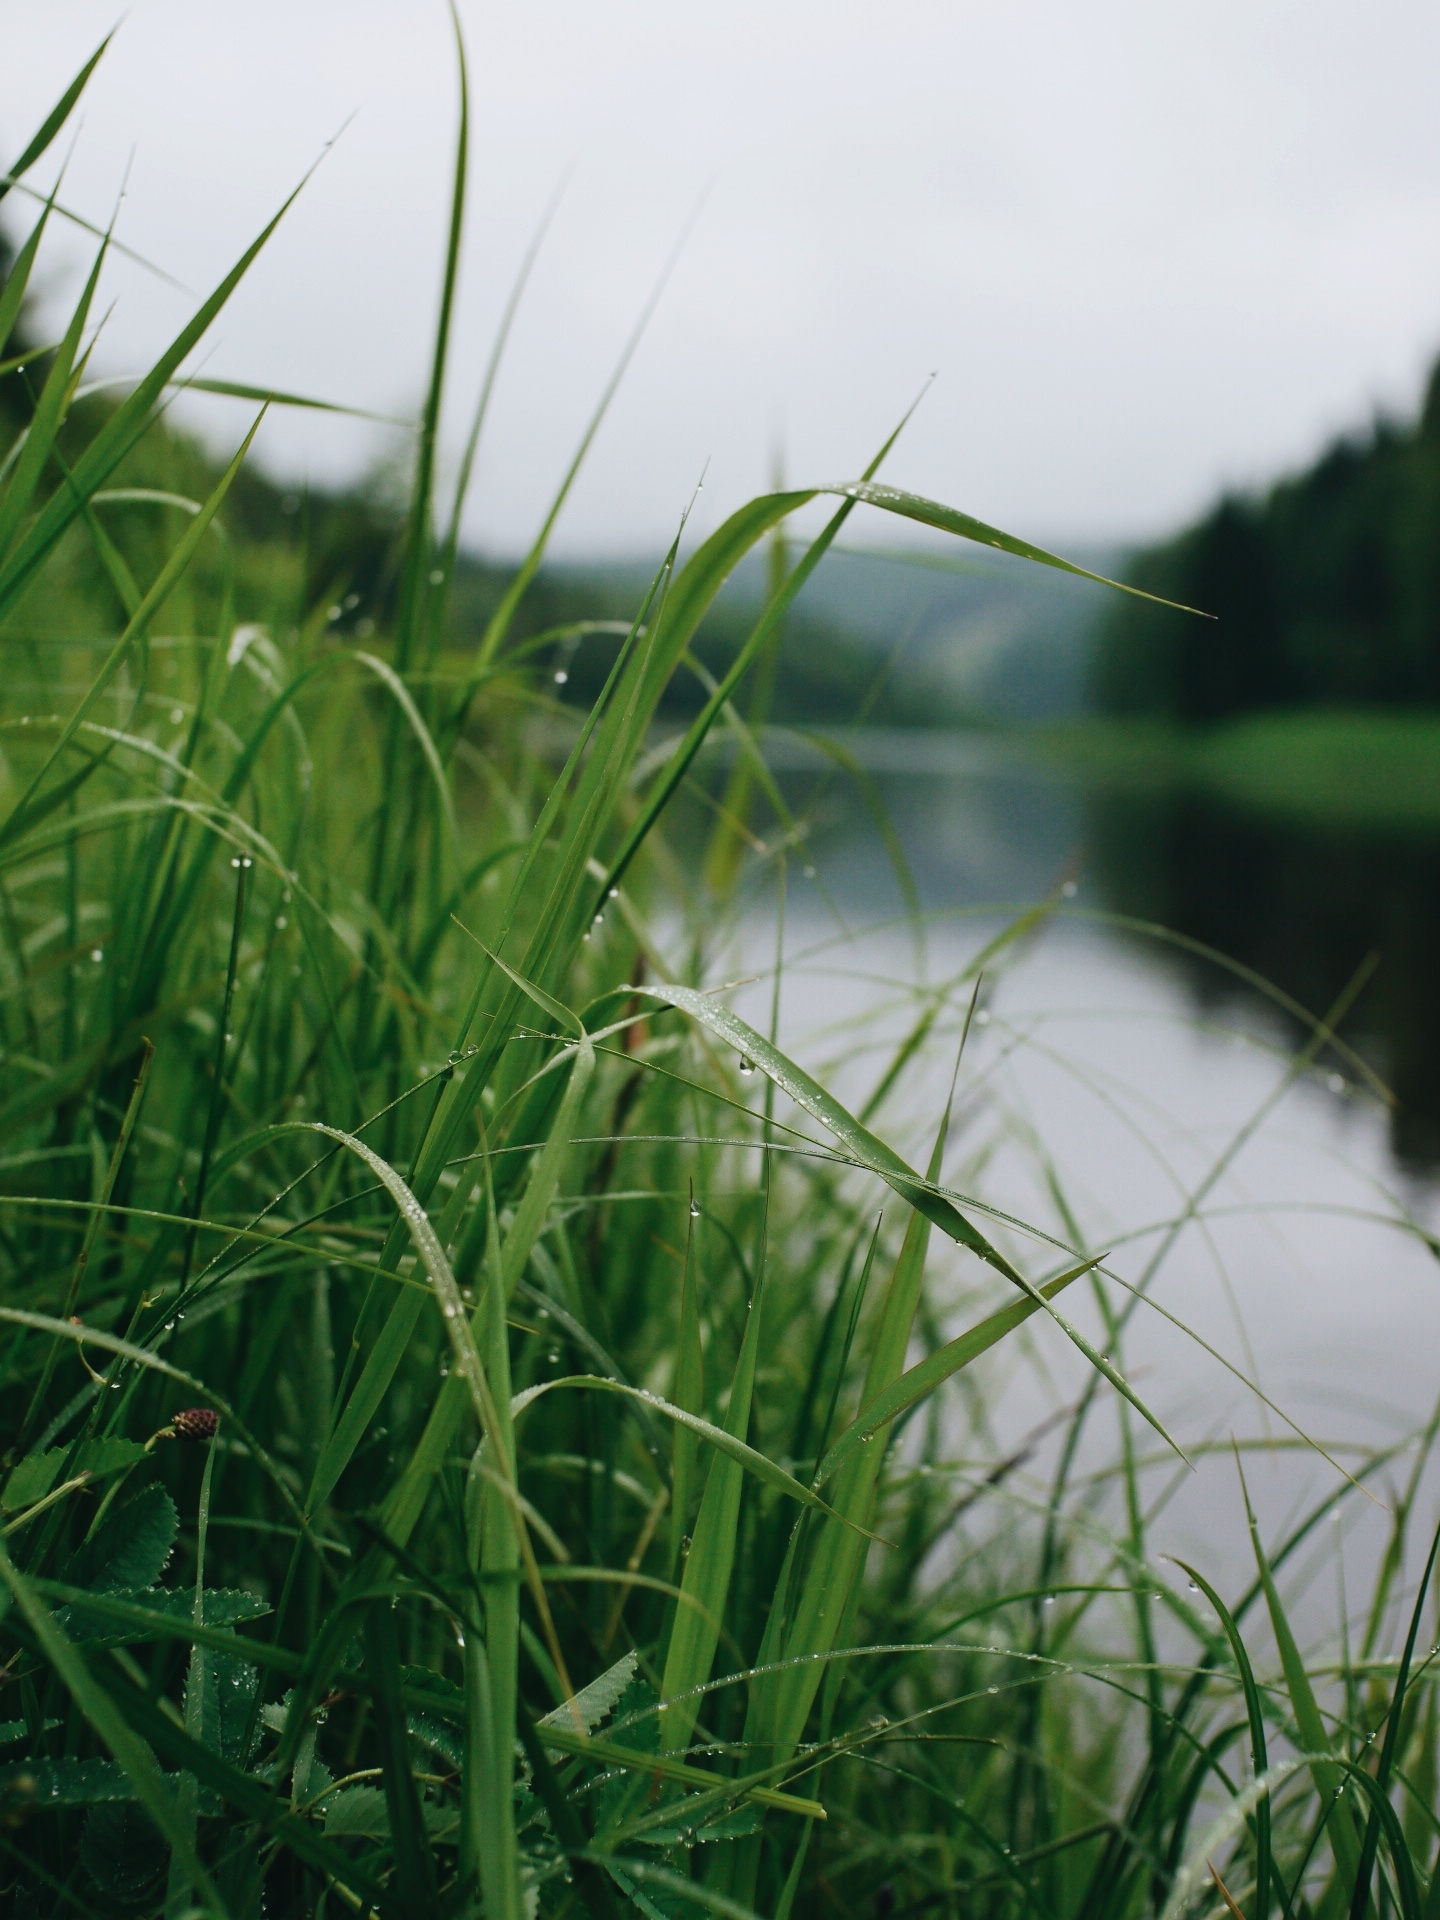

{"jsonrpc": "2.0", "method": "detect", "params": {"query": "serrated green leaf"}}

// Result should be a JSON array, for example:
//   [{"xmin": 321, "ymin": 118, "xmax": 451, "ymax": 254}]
[
  {"xmin": 66, "ymin": 1483, "xmax": 177, "ymax": 1594},
  {"xmin": 81, "ymin": 1799, "xmax": 168, "ymax": 1901},
  {"xmin": 3, "ymin": 1755, "xmax": 141, "ymax": 1806}
]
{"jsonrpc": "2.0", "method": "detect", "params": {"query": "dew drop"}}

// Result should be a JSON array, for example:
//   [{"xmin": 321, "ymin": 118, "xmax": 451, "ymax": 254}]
[
  {"xmin": 547, "ymin": 1350, "xmax": 560, "ymax": 1365},
  {"xmin": 164, "ymin": 1320, "xmax": 176, "ymax": 1333},
  {"xmin": 1327, "ymin": 1072, "xmax": 1346, "ymax": 1094},
  {"xmin": 275, "ymin": 915, "xmax": 287, "ymax": 930},
  {"xmin": 974, "ymin": 1009, "xmax": 990, "ymax": 1027},
  {"xmin": 987, "ymin": 1685, "xmax": 999, "ymax": 1695},
  {"xmin": 608, "ymin": 887, "xmax": 618, "ymax": 899},
  {"xmin": 170, "ymin": 706, "xmax": 185, "ymax": 724},
  {"xmin": 1061, "ymin": 880, "xmax": 1078, "ymax": 899},
  {"xmin": 537, "ymin": 1306, "xmax": 550, "ymax": 1319},
  {"xmin": 553, "ymin": 669, "xmax": 569, "ymax": 685},
  {"xmin": 344, "ymin": 592, "xmax": 360, "ymax": 609},
  {"xmin": 326, "ymin": 604, "xmax": 342, "ymax": 622},
  {"xmin": 689, "ymin": 1198, "xmax": 701, "ymax": 1218},
  {"xmin": 90, "ymin": 947, "xmax": 103, "ymax": 963},
  {"xmin": 429, "ymin": 569, "xmax": 444, "ymax": 586},
  {"xmin": 738, "ymin": 1056, "xmax": 754, "ymax": 1076},
  {"xmin": 448, "ymin": 1050, "xmax": 463, "ymax": 1066},
  {"xmin": 230, "ymin": 856, "xmax": 241, "ymax": 869},
  {"xmin": 1188, "ymin": 1580, "xmax": 1200, "ymax": 1593},
  {"xmin": 1042, "ymin": 1595, "xmax": 1055, "ymax": 1607}
]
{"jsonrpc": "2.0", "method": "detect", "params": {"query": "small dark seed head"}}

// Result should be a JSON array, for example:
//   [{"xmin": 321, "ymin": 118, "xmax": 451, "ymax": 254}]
[{"xmin": 171, "ymin": 1408, "xmax": 219, "ymax": 1441}]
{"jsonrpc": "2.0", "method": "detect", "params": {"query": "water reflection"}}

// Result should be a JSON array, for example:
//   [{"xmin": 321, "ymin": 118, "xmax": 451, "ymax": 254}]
[
  {"xmin": 1086, "ymin": 790, "xmax": 1440, "ymax": 1170},
  {"xmin": 763, "ymin": 733, "xmax": 1440, "ymax": 1176}
]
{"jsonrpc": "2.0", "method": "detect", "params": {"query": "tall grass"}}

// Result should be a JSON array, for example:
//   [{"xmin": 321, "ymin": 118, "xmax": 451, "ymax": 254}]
[{"xmin": 1, "ymin": 30, "xmax": 1439, "ymax": 1920}]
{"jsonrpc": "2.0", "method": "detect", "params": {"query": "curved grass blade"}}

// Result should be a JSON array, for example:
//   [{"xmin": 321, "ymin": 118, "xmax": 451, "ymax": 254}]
[
  {"xmin": 391, "ymin": 0, "xmax": 468, "ymax": 674},
  {"xmin": 816, "ymin": 1253, "xmax": 1103, "ymax": 1487},
  {"xmin": 1349, "ymin": 1512, "xmax": 1440, "ymax": 1920},
  {"xmin": 0, "ymin": 33, "xmax": 113, "ymax": 209},
  {"xmin": 1235, "ymin": 1453, "xmax": 1362, "ymax": 1887},
  {"xmin": 634, "ymin": 981, "xmax": 1185, "ymax": 1460},
  {"xmin": 471, "ymin": 204, "xmax": 698, "ymax": 673},
  {"xmin": 1170, "ymin": 1558, "xmax": 1273, "ymax": 1920}
]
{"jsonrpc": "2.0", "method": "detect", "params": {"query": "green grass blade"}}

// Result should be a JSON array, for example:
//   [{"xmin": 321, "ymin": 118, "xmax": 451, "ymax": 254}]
[
  {"xmin": 660, "ymin": 1181, "xmax": 771, "ymax": 1750},
  {"xmin": 0, "ymin": 182, "xmax": 303, "ymax": 624},
  {"xmin": 1171, "ymin": 1558, "xmax": 1273, "ymax": 1920},
  {"xmin": 816, "ymin": 1254, "xmax": 1103, "ymax": 1487},
  {"xmin": 391, "ymin": 0, "xmax": 468, "ymax": 673},
  {"xmin": 0, "ymin": 412, "xmax": 264, "ymax": 849},
  {"xmin": 0, "ymin": 197, "xmax": 54, "ymax": 361},
  {"xmin": 670, "ymin": 1196, "xmax": 705, "ymax": 1574},
  {"xmin": 1236, "ymin": 1457, "xmax": 1362, "ymax": 1886},
  {"xmin": 514, "ymin": 1376, "xmax": 842, "ymax": 1523},
  {"xmin": 471, "ymin": 215, "xmax": 690, "ymax": 673},
  {"xmin": 0, "ymin": 33, "xmax": 113, "ymax": 208},
  {"xmin": 0, "ymin": 239, "xmax": 106, "ymax": 566},
  {"xmin": 366, "ymin": 1597, "xmax": 438, "ymax": 1919},
  {"xmin": 637, "ymin": 981, "xmax": 1186, "ymax": 1460},
  {"xmin": 1349, "ymin": 1514, "xmax": 1440, "ymax": 1920}
]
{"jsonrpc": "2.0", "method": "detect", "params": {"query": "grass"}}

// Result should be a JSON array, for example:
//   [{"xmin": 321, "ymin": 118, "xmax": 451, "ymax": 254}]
[
  {"xmin": 1025, "ymin": 711, "xmax": 1440, "ymax": 831},
  {"xmin": 2, "ymin": 27, "xmax": 1440, "ymax": 1920}
]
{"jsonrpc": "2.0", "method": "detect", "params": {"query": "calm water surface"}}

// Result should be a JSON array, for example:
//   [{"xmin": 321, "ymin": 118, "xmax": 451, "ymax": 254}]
[{"xmin": 691, "ymin": 740, "xmax": 1440, "ymax": 1594}]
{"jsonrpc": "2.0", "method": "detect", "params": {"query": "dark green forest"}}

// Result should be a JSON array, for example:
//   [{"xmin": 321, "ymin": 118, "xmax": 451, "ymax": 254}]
[{"xmin": 1094, "ymin": 358, "xmax": 1440, "ymax": 719}]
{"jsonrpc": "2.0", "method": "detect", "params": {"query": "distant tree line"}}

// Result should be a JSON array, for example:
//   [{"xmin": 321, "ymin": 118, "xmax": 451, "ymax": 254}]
[{"xmin": 1093, "ymin": 360, "xmax": 1440, "ymax": 721}]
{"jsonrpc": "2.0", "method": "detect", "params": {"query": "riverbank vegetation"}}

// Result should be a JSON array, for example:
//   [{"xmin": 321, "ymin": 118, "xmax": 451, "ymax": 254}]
[{"xmin": 2, "ymin": 34, "xmax": 1440, "ymax": 1920}]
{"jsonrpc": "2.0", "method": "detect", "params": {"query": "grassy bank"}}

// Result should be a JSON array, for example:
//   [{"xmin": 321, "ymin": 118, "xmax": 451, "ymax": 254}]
[
  {"xmin": 2, "ymin": 34, "xmax": 1440, "ymax": 1920},
  {"xmin": 1030, "ymin": 710, "xmax": 1440, "ymax": 832}
]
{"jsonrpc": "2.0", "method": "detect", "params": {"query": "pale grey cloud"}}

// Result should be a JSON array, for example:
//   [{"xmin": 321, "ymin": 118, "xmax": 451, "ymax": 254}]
[{"xmin": 4, "ymin": 0, "xmax": 1439, "ymax": 556}]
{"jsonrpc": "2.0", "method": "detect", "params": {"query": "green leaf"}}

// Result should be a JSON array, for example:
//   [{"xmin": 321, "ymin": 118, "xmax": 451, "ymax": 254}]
[
  {"xmin": 3, "ymin": 1437, "xmax": 147, "ymax": 1511},
  {"xmin": 3, "ymin": 1756, "xmax": 140, "ymax": 1806},
  {"xmin": 324, "ymin": 1784, "xmax": 392, "ymax": 1838},
  {"xmin": 0, "ymin": 1535, "xmax": 217, "ymax": 1907},
  {"xmin": 540, "ymin": 1650, "xmax": 639, "ymax": 1736},
  {"xmin": 66, "ymin": 1483, "xmax": 178, "ymax": 1595},
  {"xmin": 57, "ymin": 1585, "xmax": 268, "ymax": 1645},
  {"xmin": 81, "ymin": 1799, "xmax": 168, "ymax": 1902}
]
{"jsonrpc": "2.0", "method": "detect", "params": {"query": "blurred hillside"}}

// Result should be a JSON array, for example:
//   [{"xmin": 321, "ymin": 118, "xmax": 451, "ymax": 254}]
[
  {"xmin": 1094, "ymin": 357, "xmax": 1440, "ymax": 720},
  {"xmin": 1, "ymin": 225, "xmax": 1114, "ymax": 727}
]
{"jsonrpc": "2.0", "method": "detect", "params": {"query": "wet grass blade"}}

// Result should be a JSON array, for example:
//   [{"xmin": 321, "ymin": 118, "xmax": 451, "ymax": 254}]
[
  {"xmin": 1170, "ymin": 1558, "xmax": 1274, "ymax": 1920},
  {"xmin": 637, "ymin": 981, "xmax": 1187, "ymax": 1460},
  {"xmin": 660, "ymin": 1177, "xmax": 771, "ymax": 1750},
  {"xmin": 1235, "ymin": 1453, "xmax": 1362, "ymax": 1888},
  {"xmin": 0, "ymin": 33, "xmax": 113, "ymax": 209}
]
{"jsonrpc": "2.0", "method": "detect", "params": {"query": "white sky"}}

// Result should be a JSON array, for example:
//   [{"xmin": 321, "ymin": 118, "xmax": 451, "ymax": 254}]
[{"xmin": 6, "ymin": 1, "xmax": 1440, "ymax": 559}]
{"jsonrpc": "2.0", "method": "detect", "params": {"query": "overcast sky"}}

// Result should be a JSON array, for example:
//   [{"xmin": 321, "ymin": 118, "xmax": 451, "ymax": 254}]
[{"xmin": 6, "ymin": 2, "xmax": 1440, "ymax": 560}]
